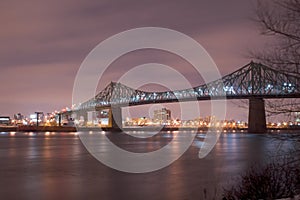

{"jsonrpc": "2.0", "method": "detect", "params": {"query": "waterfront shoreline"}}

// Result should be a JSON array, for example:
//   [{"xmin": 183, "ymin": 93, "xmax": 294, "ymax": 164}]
[{"xmin": 0, "ymin": 125, "xmax": 300, "ymax": 132}]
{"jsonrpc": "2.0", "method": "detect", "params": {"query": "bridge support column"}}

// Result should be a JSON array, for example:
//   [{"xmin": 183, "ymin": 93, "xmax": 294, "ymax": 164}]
[
  {"xmin": 75, "ymin": 110, "xmax": 87, "ymax": 126},
  {"xmin": 248, "ymin": 98, "xmax": 267, "ymax": 133},
  {"xmin": 110, "ymin": 106, "xmax": 122, "ymax": 131}
]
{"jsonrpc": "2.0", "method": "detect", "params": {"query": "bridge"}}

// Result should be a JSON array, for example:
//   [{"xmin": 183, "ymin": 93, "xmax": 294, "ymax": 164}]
[{"xmin": 66, "ymin": 61, "xmax": 300, "ymax": 132}]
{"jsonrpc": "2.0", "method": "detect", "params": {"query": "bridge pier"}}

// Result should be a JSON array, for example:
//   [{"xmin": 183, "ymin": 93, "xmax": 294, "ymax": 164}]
[
  {"xmin": 77, "ymin": 110, "xmax": 88, "ymax": 126},
  {"xmin": 248, "ymin": 98, "xmax": 267, "ymax": 133},
  {"xmin": 110, "ymin": 106, "xmax": 122, "ymax": 131}
]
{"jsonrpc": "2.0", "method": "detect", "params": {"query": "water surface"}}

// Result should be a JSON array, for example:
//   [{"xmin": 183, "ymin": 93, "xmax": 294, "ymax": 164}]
[{"xmin": 0, "ymin": 131, "xmax": 297, "ymax": 199}]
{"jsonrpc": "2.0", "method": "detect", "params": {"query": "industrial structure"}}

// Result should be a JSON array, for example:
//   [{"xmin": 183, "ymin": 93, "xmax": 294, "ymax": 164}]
[{"xmin": 63, "ymin": 62, "xmax": 300, "ymax": 133}]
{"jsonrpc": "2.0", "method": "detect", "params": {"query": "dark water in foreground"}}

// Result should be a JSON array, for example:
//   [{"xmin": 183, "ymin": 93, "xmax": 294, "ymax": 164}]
[{"xmin": 0, "ymin": 131, "xmax": 298, "ymax": 200}]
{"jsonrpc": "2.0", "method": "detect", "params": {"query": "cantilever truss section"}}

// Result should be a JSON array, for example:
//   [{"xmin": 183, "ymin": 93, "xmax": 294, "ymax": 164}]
[{"xmin": 77, "ymin": 62, "xmax": 300, "ymax": 110}]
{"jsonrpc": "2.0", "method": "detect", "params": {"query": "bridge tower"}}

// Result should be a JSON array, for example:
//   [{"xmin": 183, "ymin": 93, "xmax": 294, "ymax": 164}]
[
  {"xmin": 248, "ymin": 98, "xmax": 267, "ymax": 133},
  {"xmin": 110, "ymin": 106, "xmax": 122, "ymax": 131}
]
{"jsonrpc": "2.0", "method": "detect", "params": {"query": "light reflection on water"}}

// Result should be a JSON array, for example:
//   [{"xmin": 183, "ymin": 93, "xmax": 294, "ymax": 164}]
[{"xmin": 0, "ymin": 130, "xmax": 298, "ymax": 199}]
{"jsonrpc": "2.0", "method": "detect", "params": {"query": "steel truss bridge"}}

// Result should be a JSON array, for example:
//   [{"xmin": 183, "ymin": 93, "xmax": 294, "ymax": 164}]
[
  {"xmin": 70, "ymin": 61, "xmax": 300, "ymax": 132},
  {"xmin": 78, "ymin": 61, "xmax": 300, "ymax": 109}
]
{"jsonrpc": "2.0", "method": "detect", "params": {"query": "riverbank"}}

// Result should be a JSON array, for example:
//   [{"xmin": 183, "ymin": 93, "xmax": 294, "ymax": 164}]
[
  {"xmin": 0, "ymin": 125, "xmax": 300, "ymax": 132},
  {"xmin": 0, "ymin": 126, "xmax": 76, "ymax": 132}
]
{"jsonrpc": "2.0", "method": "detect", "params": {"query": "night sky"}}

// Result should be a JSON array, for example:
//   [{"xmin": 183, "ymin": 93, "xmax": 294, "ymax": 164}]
[{"xmin": 0, "ymin": 0, "xmax": 271, "ymax": 120}]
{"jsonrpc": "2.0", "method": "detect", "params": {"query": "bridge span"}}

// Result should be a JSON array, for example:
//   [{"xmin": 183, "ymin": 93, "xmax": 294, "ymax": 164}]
[{"xmin": 64, "ymin": 62, "xmax": 300, "ymax": 133}]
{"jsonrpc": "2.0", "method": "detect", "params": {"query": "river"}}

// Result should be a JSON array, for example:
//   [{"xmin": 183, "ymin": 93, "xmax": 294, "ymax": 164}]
[{"xmin": 0, "ymin": 131, "xmax": 298, "ymax": 199}]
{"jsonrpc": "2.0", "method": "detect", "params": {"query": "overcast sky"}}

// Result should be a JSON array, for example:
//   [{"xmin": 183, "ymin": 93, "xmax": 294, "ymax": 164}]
[{"xmin": 0, "ymin": 0, "xmax": 273, "ymax": 120}]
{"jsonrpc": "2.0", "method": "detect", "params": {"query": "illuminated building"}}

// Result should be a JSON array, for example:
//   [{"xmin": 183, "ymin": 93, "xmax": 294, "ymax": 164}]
[
  {"xmin": 295, "ymin": 112, "xmax": 300, "ymax": 124},
  {"xmin": 0, "ymin": 116, "xmax": 11, "ymax": 125},
  {"xmin": 153, "ymin": 108, "xmax": 171, "ymax": 125}
]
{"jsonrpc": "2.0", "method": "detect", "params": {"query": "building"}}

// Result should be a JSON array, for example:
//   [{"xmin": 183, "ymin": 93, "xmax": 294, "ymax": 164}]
[
  {"xmin": 0, "ymin": 116, "xmax": 11, "ymax": 125},
  {"xmin": 13, "ymin": 113, "xmax": 24, "ymax": 121},
  {"xmin": 294, "ymin": 112, "xmax": 300, "ymax": 126},
  {"xmin": 12, "ymin": 113, "xmax": 26, "ymax": 125},
  {"xmin": 153, "ymin": 108, "xmax": 171, "ymax": 124}
]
